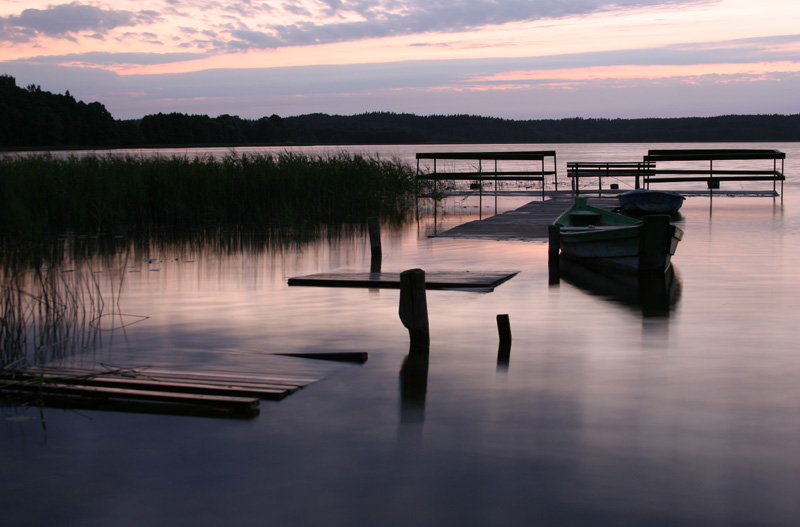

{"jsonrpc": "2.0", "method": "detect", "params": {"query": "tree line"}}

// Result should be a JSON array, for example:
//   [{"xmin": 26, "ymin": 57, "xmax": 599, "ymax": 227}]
[{"xmin": 3, "ymin": 73, "xmax": 800, "ymax": 148}]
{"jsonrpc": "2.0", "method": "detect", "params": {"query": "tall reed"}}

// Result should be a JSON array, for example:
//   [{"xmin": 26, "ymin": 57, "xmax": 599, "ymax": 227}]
[
  {"xmin": 0, "ymin": 152, "xmax": 420, "ymax": 237},
  {"xmin": 0, "ymin": 235, "xmax": 132, "ymax": 368},
  {"xmin": 1, "ymin": 266, "xmax": 109, "ymax": 368}
]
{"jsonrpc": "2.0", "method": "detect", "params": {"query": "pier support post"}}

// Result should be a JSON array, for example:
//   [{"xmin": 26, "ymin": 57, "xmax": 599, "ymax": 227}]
[
  {"xmin": 496, "ymin": 314, "xmax": 512, "ymax": 367},
  {"xmin": 368, "ymin": 216, "xmax": 382, "ymax": 273},
  {"xmin": 639, "ymin": 215, "xmax": 671, "ymax": 273},
  {"xmin": 548, "ymin": 224, "xmax": 561, "ymax": 259},
  {"xmin": 548, "ymin": 224, "xmax": 561, "ymax": 284},
  {"xmin": 399, "ymin": 269, "xmax": 430, "ymax": 352}
]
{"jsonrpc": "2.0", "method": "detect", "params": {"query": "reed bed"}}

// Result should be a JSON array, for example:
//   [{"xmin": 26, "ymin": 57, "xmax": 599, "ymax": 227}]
[{"xmin": 0, "ymin": 152, "xmax": 421, "ymax": 238}]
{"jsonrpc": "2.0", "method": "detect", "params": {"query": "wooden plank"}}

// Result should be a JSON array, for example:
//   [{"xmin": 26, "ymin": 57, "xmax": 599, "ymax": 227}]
[
  {"xmin": 417, "ymin": 172, "xmax": 550, "ymax": 180},
  {"xmin": 435, "ymin": 197, "xmax": 617, "ymax": 240},
  {"xmin": 646, "ymin": 169, "xmax": 783, "ymax": 176},
  {"xmin": 416, "ymin": 151, "xmax": 556, "ymax": 160},
  {"xmin": 140, "ymin": 369, "xmax": 319, "ymax": 388},
  {"xmin": 288, "ymin": 270, "xmax": 519, "ymax": 291},
  {"xmin": 2, "ymin": 360, "xmax": 329, "ymax": 419},
  {"xmin": 5, "ymin": 381, "xmax": 260, "ymax": 410},
  {"xmin": 2, "ymin": 371, "xmax": 291, "ymax": 401},
  {"xmin": 9, "ymin": 392, "xmax": 259, "ymax": 419},
  {"xmin": 568, "ymin": 162, "xmax": 652, "ymax": 168},
  {"xmin": 645, "ymin": 149, "xmax": 785, "ymax": 161},
  {"xmin": 272, "ymin": 352, "xmax": 369, "ymax": 363},
  {"xmin": 646, "ymin": 176, "xmax": 784, "ymax": 183},
  {"xmin": 23, "ymin": 366, "xmax": 319, "ymax": 389}
]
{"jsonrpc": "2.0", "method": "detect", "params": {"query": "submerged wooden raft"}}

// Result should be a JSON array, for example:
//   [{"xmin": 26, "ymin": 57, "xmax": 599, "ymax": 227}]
[
  {"xmin": 288, "ymin": 270, "xmax": 519, "ymax": 292},
  {"xmin": 0, "ymin": 365, "xmax": 322, "ymax": 419}
]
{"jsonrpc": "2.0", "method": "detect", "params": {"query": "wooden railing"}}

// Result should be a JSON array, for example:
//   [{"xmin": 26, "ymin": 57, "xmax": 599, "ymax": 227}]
[
  {"xmin": 415, "ymin": 151, "xmax": 558, "ymax": 199},
  {"xmin": 568, "ymin": 150, "xmax": 786, "ymax": 197},
  {"xmin": 567, "ymin": 161, "xmax": 654, "ymax": 194},
  {"xmin": 642, "ymin": 149, "xmax": 785, "ymax": 195}
]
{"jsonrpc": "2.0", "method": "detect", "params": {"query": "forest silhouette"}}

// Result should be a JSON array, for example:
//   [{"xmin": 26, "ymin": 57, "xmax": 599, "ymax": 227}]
[{"xmin": 3, "ymin": 74, "xmax": 800, "ymax": 149}]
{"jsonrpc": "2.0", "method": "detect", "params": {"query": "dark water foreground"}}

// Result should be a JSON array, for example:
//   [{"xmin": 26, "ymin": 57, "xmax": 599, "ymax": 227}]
[{"xmin": 3, "ymin": 143, "xmax": 800, "ymax": 527}]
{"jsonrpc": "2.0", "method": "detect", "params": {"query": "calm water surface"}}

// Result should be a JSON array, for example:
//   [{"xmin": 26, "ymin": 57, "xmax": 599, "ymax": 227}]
[{"xmin": 2, "ymin": 143, "xmax": 800, "ymax": 526}]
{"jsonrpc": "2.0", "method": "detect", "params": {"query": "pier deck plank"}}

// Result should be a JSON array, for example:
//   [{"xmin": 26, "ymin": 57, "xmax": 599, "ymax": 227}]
[
  {"xmin": 288, "ymin": 270, "xmax": 519, "ymax": 291},
  {"xmin": 436, "ymin": 197, "xmax": 617, "ymax": 241},
  {"xmin": 0, "ymin": 362, "xmax": 331, "ymax": 419}
]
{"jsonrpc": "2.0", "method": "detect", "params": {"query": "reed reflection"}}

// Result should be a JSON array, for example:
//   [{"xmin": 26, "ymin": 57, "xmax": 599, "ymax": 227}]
[
  {"xmin": 1, "ymin": 226, "xmax": 361, "ymax": 370},
  {"xmin": 1, "ymin": 236, "xmax": 137, "ymax": 369}
]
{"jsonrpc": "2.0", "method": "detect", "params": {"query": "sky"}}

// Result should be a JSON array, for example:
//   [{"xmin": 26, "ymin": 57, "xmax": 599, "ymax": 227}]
[{"xmin": 1, "ymin": 0, "xmax": 800, "ymax": 120}]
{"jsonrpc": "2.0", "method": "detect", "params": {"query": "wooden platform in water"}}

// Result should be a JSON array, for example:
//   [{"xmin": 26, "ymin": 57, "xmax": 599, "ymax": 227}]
[
  {"xmin": 0, "ymin": 364, "xmax": 327, "ymax": 419},
  {"xmin": 288, "ymin": 270, "xmax": 519, "ymax": 292},
  {"xmin": 435, "ymin": 197, "xmax": 617, "ymax": 241}
]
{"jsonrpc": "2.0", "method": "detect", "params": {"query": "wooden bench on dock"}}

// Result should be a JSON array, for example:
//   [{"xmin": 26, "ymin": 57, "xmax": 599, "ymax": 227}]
[
  {"xmin": 415, "ymin": 151, "xmax": 558, "ymax": 199},
  {"xmin": 567, "ymin": 161, "xmax": 655, "ymax": 194},
  {"xmin": 642, "ymin": 149, "xmax": 786, "ymax": 196}
]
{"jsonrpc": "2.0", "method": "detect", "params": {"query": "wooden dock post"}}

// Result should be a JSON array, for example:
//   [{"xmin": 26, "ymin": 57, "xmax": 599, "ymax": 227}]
[
  {"xmin": 548, "ymin": 224, "xmax": 561, "ymax": 259},
  {"xmin": 548, "ymin": 224, "xmax": 561, "ymax": 284},
  {"xmin": 639, "ymin": 215, "xmax": 670, "ymax": 273},
  {"xmin": 496, "ymin": 314, "xmax": 511, "ymax": 366},
  {"xmin": 399, "ymin": 269, "xmax": 430, "ymax": 351},
  {"xmin": 368, "ymin": 216, "xmax": 382, "ymax": 273}
]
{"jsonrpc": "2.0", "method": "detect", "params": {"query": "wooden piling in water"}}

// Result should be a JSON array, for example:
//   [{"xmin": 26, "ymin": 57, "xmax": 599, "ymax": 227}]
[
  {"xmin": 496, "ymin": 314, "xmax": 512, "ymax": 366},
  {"xmin": 368, "ymin": 216, "xmax": 382, "ymax": 273},
  {"xmin": 548, "ymin": 224, "xmax": 561, "ymax": 284},
  {"xmin": 399, "ymin": 269, "xmax": 430, "ymax": 351},
  {"xmin": 639, "ymin": 215, "xmax": 671, "ymax": 273},
  {"xmin": 548, "ymin": 224, "xmax": 561, "ymax": 259},
  {"xmin": 496, "ymin": 314, "xmax": 511, "ymax": 348}
]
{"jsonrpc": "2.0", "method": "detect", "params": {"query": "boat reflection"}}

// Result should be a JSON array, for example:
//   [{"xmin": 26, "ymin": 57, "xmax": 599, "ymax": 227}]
[{"xmin": 558, "ymin": 256, "xmax": 682, "ymax": 317}]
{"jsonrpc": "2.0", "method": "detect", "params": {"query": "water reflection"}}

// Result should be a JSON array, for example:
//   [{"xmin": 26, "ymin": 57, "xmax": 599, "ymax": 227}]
[
  {"xmin": 0, "ymin": 238, "xmax": 131, "ymax": 368},
  {"xmin": 0, "ymin": 224, "xmax": 379, "ymax": 371},
  {"xmin": 557, "ymin": 257, "xmax": 682, "ymax": 317},
  {"xmin": 398, "ymin": 347, "xmax": 429, "ymax": 443}
]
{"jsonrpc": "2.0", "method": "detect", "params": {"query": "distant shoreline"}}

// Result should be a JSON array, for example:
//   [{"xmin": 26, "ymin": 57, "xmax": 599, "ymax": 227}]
[
  {"xmin": 4, "ymin": 76, "xmax": 800, "ymax": 149},
  {"xmin": 3, "ymin": 138, "xmax": 798, "ymax": 154}
]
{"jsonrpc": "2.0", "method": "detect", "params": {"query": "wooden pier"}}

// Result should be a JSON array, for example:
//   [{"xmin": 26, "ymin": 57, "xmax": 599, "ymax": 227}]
[
  {"xmin": 434, "ymin": 197, "xmax": 618, "ymax": 241},
  {"xmin": 0, "ymin": 364, "xmax": 328, "ymax": 419}
]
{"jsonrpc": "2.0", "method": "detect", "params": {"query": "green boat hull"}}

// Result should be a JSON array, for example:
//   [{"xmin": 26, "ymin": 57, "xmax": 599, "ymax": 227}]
[{"xmin": 554, "ymin": 198, "xmax": 683, "ymax": 272}]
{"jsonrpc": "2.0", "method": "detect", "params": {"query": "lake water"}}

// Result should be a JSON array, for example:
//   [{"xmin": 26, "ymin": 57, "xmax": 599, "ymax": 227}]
[{"xmin": 2, "ymin": 142, "xmax": 800, "ymax": 526}]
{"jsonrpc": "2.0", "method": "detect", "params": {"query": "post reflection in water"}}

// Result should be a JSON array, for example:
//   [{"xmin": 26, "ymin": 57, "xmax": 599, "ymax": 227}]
[{"xmin": 398, "ymin": 346, "xmax": 429, "ymax": 442}]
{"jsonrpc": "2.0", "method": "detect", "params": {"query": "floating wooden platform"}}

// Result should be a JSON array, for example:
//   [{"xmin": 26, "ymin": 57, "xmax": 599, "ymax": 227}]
[
  {"xmin": 288, "ymin": 270, "xmax": 519, "ymax": 292},
  {"xmin": 0, "ymin": 364, "xmax": 325, "ymax": 419}
]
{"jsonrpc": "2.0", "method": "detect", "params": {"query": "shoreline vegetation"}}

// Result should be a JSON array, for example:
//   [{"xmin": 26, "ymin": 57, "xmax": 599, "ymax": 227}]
[
  {"xmin": 0, "ymin": 150, "xmax": 421, "ymax": 367},
  {"xmin": 0, "ymin": 153, "xmax": 421, "ymax": 240},
  {"xmin": 3, "ymin": 74, "xmax": 800, "ymax": 150}
]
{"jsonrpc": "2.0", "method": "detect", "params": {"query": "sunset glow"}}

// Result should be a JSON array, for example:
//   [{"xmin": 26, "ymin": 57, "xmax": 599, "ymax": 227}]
[{"xmin": 2, "ymin": 0, "xmax": 799, "ymax": 118}]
